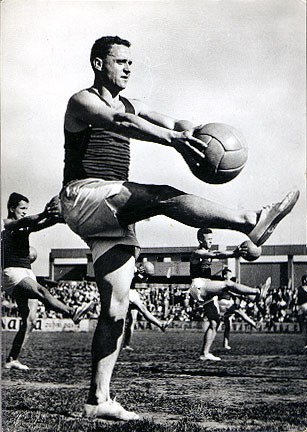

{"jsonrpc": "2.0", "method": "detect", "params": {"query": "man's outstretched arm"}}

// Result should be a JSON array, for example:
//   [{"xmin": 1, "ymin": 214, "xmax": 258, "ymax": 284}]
[
  {"xmin": 3, "ymin": 209, "xmax": 49, "ymax": 231},
  {"xmin": 4, "ymin": 200, "xmax": 64, "ymax": 233},
  {"xmin": 66, "ymin": 92, "xmax": 208, "ymax": 160}
]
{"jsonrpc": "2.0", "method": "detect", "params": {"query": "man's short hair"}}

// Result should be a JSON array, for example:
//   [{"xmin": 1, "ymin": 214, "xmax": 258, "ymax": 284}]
[
  {"xmin": 7, "ymin": 192, "xmax": 29, "ymax": 213},
  {"xmin": 197, "ymin": 227, "xmax": 212, "ymax": 241},
  {"xmin": 90, "ymin": 36, "xmax": 131, "ymax": 67}
]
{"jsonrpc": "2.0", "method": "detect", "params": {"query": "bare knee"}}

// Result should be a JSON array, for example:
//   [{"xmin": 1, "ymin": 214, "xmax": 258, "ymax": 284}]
[
  {"xmin": 20, "ymin": 316, "xmax": 36, "ymax": 333},
  {"xmin": 36, "ymin": 285, "xmax": 49, "ymax": 298},
  {"xmin": 94, "ymin": 245, "xmax": 135, "ymax": 320},
  {"xmin": 97, "ymin": 279, "xmax": 131, "ymax": 321},
  {"xmin": 117, "ymin": 183, "xmax": 186, "ymax": 224},
  {"xmin": 126, "ymin": 182, "xmax": 184, "ymax": 202},
  {"xmin": 28, "ymin": 318, "xmax": 37, "ymax": 332},
  {"xmin": 151, "ymin": 184, "xmax": 185, "ymax": 203},
  {"xmin": 108, "ymin": 295, "xmax": 129, "ymax": 320},
  {"xmin": 224, "ymin": 281, "xmax": 236, "ymax": 290},
  {"xmin": 209, "ymin": 320, "xmax": 219, "ymax": 330}
]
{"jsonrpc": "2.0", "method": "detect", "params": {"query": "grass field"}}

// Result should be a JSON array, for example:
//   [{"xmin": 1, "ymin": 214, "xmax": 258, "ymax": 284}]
[{"xmin": 2, "ymin": 329, "xmax": 307, "ymax": 432}]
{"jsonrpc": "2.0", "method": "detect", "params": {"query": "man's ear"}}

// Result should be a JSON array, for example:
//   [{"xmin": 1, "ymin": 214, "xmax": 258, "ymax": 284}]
[{"xmin": 93, "ymin": 57, "xmax": 103, "ymax": 71}]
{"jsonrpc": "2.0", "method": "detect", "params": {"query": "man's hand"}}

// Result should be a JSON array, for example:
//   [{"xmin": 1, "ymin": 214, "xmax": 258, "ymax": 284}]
[
  {"xmin": 233, "ymin": 243, "xmax": 249, "ymax": 259},
  {"xmin": 45, "ymin": 195, "xmax": 63, "ymax": 219},
  {"xmin": 171, "ymin": 125, "xmax": 212, "ymax": 181},
  {"xmin": 172, "ymin": 125, "xmax": 208, "ymax": 162}
]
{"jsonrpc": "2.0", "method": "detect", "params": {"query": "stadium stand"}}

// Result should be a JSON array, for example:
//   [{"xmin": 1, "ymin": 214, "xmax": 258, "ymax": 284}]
[{"xmin": 1, "ymin": 280, "xmax": 301, "ymax": 327}]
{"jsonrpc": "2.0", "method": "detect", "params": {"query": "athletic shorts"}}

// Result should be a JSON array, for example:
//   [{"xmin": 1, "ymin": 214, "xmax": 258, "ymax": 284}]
[
  {"xmin": 129, "ymin": 288, "xmax": 141, "ymax": 304},
  {"xmin": 219, "ymin": 298, "xmax": 235, "ymax": 315},
  {"xmin": 60, "ymin": 179, "xmax": 140, "ymax": 263},
  {"xmin": 223, "ymin": 303, "xmax": 239, "ymax": 319},
  {"xmin": 189, "ymin": 278, "xmax": 218, "ymax": 304},
  {"xmin": 2, "ymin": 267, "xmax": 36, "ymax": 296}
]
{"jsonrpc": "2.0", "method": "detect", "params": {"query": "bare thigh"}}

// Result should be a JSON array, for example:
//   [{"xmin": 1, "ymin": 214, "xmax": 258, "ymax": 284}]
[
  {"xmin": 94, "ymin": 246, "xmax": 136, "ymax": 318},
  {"xmin": 13, "ymin": 287, "xmax": 38, "ymax": 323},
  {"xmin": 130, "ymin": 308, "xmax": 139, "ymax": 322},
  {"xmin": 13, "ymin": 278, "xmax": 46, "ymax": 302},
  {"xmin": 192, "ymin": 278, "xmax": 228, "ymax": 300},
  {"xmin": 108, "ymin": 182, "xmax": 186, "ymax": 226}
]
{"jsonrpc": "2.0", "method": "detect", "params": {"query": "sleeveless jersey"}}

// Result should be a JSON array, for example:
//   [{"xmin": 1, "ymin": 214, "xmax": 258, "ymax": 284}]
[
  {"xmin": 131, "ymin": 269, "xmax": 150, "ymax": 288},
  {"xmin": 63, "ymin": 92, "xmax": 135, "ymax": 186},
  {"xmin": 190, "ymin": 251, "xmax": 212, "ymax": 279},
  {"xmin": 1, "ymin": 226, "xmax": 31, "ymax": 269},
  {"xmin": 297, "ymin": 285, "xmax": 307, "ymax": 305}
]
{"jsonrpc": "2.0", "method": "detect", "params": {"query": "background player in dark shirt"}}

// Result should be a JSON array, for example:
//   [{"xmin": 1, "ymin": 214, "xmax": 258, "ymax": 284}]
[
  {"xmin": 190, "ymin": 228, "xmax": 271, "ymax": 361},
  {"xmin": 2, "ymin": 193, "xmax": 93, "ymax": 370}
]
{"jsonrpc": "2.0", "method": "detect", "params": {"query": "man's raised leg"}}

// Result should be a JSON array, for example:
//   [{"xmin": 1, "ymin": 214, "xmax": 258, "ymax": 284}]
[
  {"xmin": 115, "ymin": 183, "xmax": 299, "ymax": 247},
  {"xmin": 14, "ymin": 278, "xmax": 93, "ymax": 325}
]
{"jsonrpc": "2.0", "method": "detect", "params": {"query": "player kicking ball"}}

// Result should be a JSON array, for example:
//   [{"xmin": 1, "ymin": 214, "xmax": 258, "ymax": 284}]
[
  {"xmin": 2, "ymin": 193, "xmax": 94, "ymax": 371},
  {"xmin": 189, "ymin": 228, "xmax": 271, "ymax": 361},
  {"xmin": 123, "ymin": 262, "xmax": 172, "ymax": 352},
  {"xmin": 55, "ymin": 35, "xmax": 299, "ymax": 421}
]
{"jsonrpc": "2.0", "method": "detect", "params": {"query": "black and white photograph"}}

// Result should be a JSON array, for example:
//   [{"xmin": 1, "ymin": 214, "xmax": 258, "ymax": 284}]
[{"xmin": 1, "ymin": 0, "xmax": 306, "ymax": 431}]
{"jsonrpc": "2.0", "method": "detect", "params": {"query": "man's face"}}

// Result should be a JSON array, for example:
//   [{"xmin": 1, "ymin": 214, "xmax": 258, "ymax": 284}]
[
  {"xmin": 199, "ymin": 233, "xmax": 213, "ymax": 249},
  {"xmin": 11, "ymin": 200, "xmax": 28, "ymax": 220},
  {"xmin": 101, "ymin": 44, "xmax": 132, "ymax": 90}
]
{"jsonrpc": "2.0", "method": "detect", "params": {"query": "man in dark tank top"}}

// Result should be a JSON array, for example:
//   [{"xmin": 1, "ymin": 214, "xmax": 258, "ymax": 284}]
[
  {"xmin": 2, "ymin": 193, "xmax": 94, "ymax": 371},
  {"xmin": 189, "ymin": 227, "xmax": 271, "ymax": 362},
  {"xmin": 56, "ymin": 35, "xmax": 299, "ymax": 421}
]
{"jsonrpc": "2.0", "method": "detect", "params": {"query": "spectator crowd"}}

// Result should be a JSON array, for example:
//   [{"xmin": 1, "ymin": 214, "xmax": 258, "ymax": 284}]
[{"xmin": 1, "ymin": 279, "xmax": 302, "ymax": 326}]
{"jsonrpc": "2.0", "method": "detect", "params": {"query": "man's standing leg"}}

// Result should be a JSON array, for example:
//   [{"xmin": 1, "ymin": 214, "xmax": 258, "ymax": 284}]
[
  {"xmin": 200, "ymin": 319, "xmax": 221, "ymax": 361},
  {"xmin": 123, "ymin": 308, "xmax": 138, "ymax": 351},
  {"xmin": 199, "ymin": 300, "xmax": 221, "ymax": 361},
  {"xmin": 5, "ymin": 296, "xmax": 38, "ymax": 370},
  {"xmin": 85, "ymin": 245, "xmax": 139, "ymax": 420},
  {"xmin": 223, "ymin": 314, "xmax": 232, "ymax": 350}
]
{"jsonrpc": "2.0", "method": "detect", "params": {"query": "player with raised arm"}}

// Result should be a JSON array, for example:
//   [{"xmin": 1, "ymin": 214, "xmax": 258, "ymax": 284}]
[
  {"xmin": 56, "ymin": 36, "xmax": 298, "ymax": 420},
  {"xmin": 2, "ymin": 193, "xmax": 94, "ymax": 371},
  {"xmin": 189, "ymin": 228, "xmax": 271, "ymax": 361}
]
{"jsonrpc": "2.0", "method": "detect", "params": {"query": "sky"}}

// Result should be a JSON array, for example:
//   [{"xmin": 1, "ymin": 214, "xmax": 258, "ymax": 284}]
[{"xmin": 1, "ymin": 0, "xmax": 306, "ymax": 275}]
